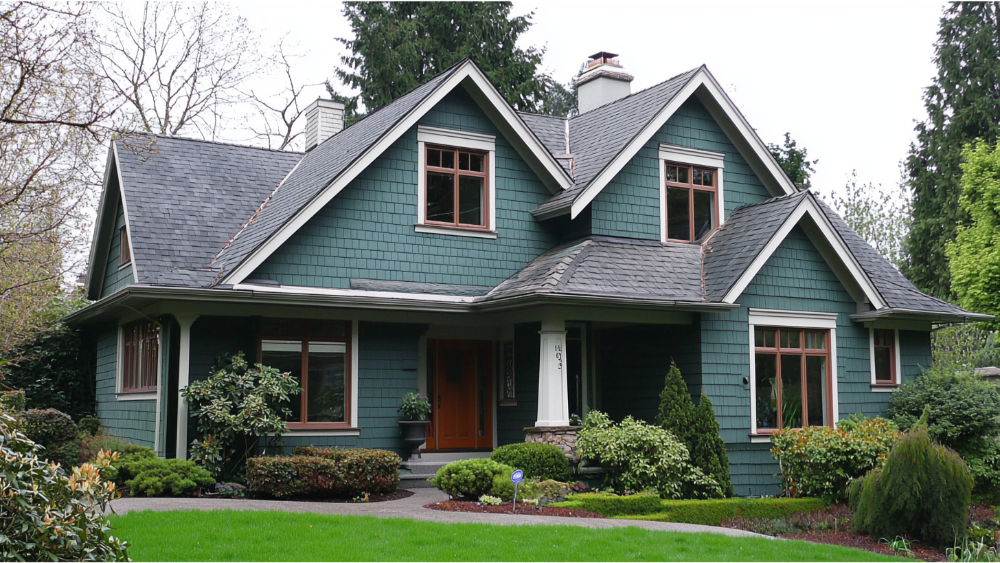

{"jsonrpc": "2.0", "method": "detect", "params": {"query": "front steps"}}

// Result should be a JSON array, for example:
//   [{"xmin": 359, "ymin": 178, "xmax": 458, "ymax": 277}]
[{"xmin": 399, "ymin": 452, "xmax": 491, "ymax": 489}]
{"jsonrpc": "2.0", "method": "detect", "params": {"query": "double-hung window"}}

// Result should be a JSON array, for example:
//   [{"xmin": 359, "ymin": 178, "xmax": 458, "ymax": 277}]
[
  {"xmin": 259, "ymin": 319, "xmax": 352, "ymax": 429},
  {"xmin": 665, "ymin": 162, "xmax": 718, "ymax": 242},
  {"xmin": 871, "ymin": 328, "xmax": 900, "ymax": 387},
  {"xmin": 753, "ymin": 327, "xmax": 832, "ymax": 432},
  {"xmin": 425, "ymin": 145, "xmax": 489, "ymax": 229},
  {"xmin": 120, "ymin": 320, "xmax": 158, "ymax": 393}
]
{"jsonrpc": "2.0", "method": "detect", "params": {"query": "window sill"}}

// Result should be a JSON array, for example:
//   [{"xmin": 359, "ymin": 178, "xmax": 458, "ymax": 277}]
[
  {"xmin": 749, "ymin": 434, "xmax": 774, "ymax": 444},
  {"xmin": 273, "ymin": 427, "xmax": 361, "ymax": 437},
  {"xmin": 116, "ymin": 391, "xmax": 157, "ymax": 401},
  {"xmin": 414, "ymin": 224, "xmax": 497, "ymax": 239},
  {"xmin": 870, "ymin": 383, "xmax": 899, "ymax": 393},
  {"xmin": 117, "ymin": 262, "xmax": 131, "ymax": 271}
]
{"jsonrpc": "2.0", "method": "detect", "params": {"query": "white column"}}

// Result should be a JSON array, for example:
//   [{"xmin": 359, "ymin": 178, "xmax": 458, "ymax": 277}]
[
  {"xmin": 175, "ymin": 313, "xmax": 198, "ymax": 459},
  {"xmin": 536, "ymin": 317, "xmax": 569, "ymax": 427}
]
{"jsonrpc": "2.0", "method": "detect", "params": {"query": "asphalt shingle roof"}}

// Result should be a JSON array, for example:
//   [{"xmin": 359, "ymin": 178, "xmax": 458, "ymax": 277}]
[
  {"xmin": 518, "ymin": 112, "xmax": 566, "ymax": 156},
  {"xmin": 114, "ymin": 135, "xmax": 302, "ymax": 286}
]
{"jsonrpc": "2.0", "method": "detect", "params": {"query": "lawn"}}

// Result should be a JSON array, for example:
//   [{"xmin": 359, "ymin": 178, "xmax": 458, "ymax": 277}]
[{"xmin": 109, "ymin": 510, "xmax": 906, "ymax": 562}]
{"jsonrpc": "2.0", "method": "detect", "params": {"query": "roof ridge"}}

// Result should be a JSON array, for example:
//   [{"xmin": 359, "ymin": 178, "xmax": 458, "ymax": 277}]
[
  {"xmin": 570, "ymin": 65, "xmax": 703, "ymax": 119},
  {"xmin": 518, "ymin": 110, "xmax": 567, "ymax": 121},
  {"xmin": 119, "ymin": 133, "xmax": 305, "ymax": 155}
]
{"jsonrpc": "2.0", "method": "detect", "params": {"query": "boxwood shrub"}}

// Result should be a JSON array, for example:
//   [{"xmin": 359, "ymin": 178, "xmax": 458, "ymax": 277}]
[
  {"xmin": 291, "ymin": 446, "xmax": 401, "ymax": 495},
  {"xmin": 431, "ymin": 459, "xmax": 514, "ymax": 499},
  {"xmin": 555, "ymin": 492, "xmax": 663, "ymax": 516},
  {"xmin": 554, "ymin": 494, "xmax": 826, "ymax": 525},
  {"xmin": 490, "ymin": 443, "xmax": 570, "ymax": 481},
  {"xmin": 246, "ymin": 456, "xmax": 344, "ymax": 498}
]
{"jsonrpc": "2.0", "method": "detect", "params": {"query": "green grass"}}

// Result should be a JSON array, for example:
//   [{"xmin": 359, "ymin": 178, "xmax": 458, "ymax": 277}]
[{"xmin": 109, "ymin": 510, "xmax": 907, "ymax": 562}]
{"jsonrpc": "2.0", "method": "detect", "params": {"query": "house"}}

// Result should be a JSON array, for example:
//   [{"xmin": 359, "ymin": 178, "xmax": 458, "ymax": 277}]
[{"xmin": 68, "ymin": 53, "xmax": 989, "ymax": 495}]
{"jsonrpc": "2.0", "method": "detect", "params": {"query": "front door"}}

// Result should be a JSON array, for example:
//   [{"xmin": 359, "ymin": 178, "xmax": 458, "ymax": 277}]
[{"xmin": 428, "ymin": 339, "xmax": 493, "ymax": 450}]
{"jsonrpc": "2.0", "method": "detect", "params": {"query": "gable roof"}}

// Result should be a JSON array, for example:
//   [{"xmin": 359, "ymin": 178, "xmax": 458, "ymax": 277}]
[
  {"xmin": 530, "ymin": 66, "xmax": 801, "ymax": 220},
  {"xmin": 85, "ymin": 135, "xmax": 302, "ymax": 299},
  {"xmin": 212, "ymin": 59, "xmax": 574, "ymax": 285}
]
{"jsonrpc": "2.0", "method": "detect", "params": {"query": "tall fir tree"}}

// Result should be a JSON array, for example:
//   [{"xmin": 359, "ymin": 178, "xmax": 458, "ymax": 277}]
[
  {"xmin": 689, "ymin": 394, "xmax": 733, "ymax": 498},
  {"xmin": 656, "ymin": 362, "xmax": 695, "ymax": 447},
  {"xmin": 905, "ymin": 3, "xmax": 1000, "ymax": 300},
  {"xmin": 332, "ymin": 2, "xmax": 564, "ymax": 115},
  {"xmin": 768, "ymin": 133, "xmax": 817, "ymax": 190}
]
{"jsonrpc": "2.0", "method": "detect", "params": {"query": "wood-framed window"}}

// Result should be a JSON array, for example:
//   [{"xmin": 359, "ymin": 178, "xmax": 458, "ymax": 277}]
[
  {"xmin": 424, "ymin": 145, "xmax": 489, "ymax": 229},
  {"xmin": 753, "ymin": 327, "xmax": 832, "ymax": 433},
  {"xmin": 259, "ymin": 319, "xmax": 352, "ymax": 429},
  {"xmin": 121, "ymin": 320, "xmax": 159, "ymax": 393},
  {"xmin": 664, "ymin": 161, "xmax": 718, "ymax": 242},
  {"xmin": 119, "ymin": 226, "xmax": 131, "ymax": 266},
  {"xmin": 871, "ymin": 328, "xmax": 899, "ymax": 386}
]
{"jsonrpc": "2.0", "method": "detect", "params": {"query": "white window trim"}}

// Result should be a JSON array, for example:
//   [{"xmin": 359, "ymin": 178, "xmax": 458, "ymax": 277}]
[
  {"xmin": 658, "ymin": 144, "xmax": 726, "ymax": 243},
  {"xmin": 115, "ymin": 320, "xmax": 160, "ymax": 402},
  {"xmin": 416, "ymin": 125, "xmax": 497, "ymax": 235},
  {"xmin": 747, "ymin": 308, "xmax": 839, "ymax": 436},
  {"xmin": 869, "ymin": 327, "xmax": 902, "ymax": 390}
]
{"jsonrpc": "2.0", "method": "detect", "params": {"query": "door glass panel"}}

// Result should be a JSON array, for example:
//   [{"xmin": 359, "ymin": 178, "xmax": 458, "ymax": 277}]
[
  {"xmin": 693, "ymin": 190, "xmax": 715, "ymax": 239},
  {"xmin": 667, "ymin": 187, "xmax": 690, "ymax": 240},
  {"xmin": 780, "ymin": 355, "xmax": 803, "ymax": 429},
  {"xmin": 806, "ymin": 356, "xmax": 827, "ymax": 427},
  {"xmin": 307, "ymin": 343, "xmax": 346, "ymax": 423},
  {"xmin": 426, "ymin": 172, "xmax": 455, "ymax": 223},
  {"xmin": 458, "ymin": 176, "xmax": 484, "ymax": 226},
  {"xmin": 262, "ymin": 340, "xmax": 303, "ymax": 422},
  {"xmin": 755, "ymin": 353, "xmax": 778, "ymax": 430}
]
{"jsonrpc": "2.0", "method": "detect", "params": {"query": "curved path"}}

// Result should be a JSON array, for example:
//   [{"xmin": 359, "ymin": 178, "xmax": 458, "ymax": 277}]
[{"xmin": 109, "ymin": 488, "xmax": 765, "ymax": 538}]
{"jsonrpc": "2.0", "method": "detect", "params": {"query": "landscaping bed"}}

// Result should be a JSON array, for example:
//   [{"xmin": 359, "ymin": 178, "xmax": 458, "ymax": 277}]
[{"xmin": 425, "ymin": 500, "xmax": 603, "ymax": 518}]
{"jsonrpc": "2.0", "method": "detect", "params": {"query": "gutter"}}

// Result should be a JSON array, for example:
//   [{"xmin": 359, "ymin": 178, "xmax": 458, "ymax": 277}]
[{"xmin": 850, "ymin": 307, "xmax": 994, "ymax": 324}]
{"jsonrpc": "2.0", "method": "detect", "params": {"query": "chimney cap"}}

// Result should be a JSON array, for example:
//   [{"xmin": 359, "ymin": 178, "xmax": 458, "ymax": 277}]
[{"xmin": 588, "ymin": 51, "xmax": 619, "ymax": 61}]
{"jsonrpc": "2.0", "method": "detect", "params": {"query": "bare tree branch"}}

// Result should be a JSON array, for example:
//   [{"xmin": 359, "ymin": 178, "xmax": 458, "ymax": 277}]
[{"xmin": 243, "ymin": 37, "xmax": 319, "ymax": 151}]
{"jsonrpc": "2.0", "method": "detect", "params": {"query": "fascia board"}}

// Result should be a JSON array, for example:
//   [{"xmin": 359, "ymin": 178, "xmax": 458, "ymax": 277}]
[
  {"xmin": 223, "ymin": 62, "xmax": 572, "ymax": 285},
  {"xmin": 112, "ymin": 143, "xmax": 140, "ymax": 285},
  {"xmin": 851, "ymin": 308, "xmax": 994, "ymax": 323},
  {"xmin": 85, "ymin": 146, "xmax": 119, "ymax": 300},
  {"xmin": 721, "ymin": 197, "xmax": 886, "ymax": 309}
]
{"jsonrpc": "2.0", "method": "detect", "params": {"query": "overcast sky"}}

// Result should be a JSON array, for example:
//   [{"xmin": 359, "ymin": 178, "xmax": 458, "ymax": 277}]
[{"xmin": 238, "ymin": 0, "xmax": 945, "ymax": 199}]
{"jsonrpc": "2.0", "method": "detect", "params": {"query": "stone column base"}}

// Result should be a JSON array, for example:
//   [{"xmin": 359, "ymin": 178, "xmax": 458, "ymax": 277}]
[{"xmin": 524, "ymin": 426, "xmax": 580, "ymax": 463}]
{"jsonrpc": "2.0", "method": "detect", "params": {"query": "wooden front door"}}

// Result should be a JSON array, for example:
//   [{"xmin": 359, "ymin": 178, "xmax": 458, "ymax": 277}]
[{"xmin": 428, "ymin": 339, "xmax": 493, "ymax": 450}]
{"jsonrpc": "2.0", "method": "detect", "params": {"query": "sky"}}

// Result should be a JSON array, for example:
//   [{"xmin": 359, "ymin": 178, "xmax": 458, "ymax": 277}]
[{"xmin": 232, "ymin": 1, "xmax": 945, "ymax": 198}]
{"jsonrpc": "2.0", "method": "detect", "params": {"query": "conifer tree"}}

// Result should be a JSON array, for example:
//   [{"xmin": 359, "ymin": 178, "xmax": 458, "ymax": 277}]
[
  {"xmin": 905, "ymin": 3, "xmax": 1000, "ymax": 299},
  {"xmin": 656, "ymin": 362, "xmax": 694, "ymax": 447},
  {"xmin": 689, "ymin": 394, "xmax": 734, "ymax": 498}
]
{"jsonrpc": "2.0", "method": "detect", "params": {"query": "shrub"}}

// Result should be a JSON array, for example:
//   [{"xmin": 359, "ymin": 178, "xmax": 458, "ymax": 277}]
[
  {"xmin": 556, "ymin": 492, "xmax": 663, "ymax": 516},
  {"xmin": 118, "ymin": 457, "xmax": 214, "ymax": 496},
  {"xmin": 291, "ymin": 446, "xmax": 401, "ymax": 495},
  {"xmin": 536, "ymin": 479, "xmax": 570, "ymax": 499},
  {"xmin": 622, "ymin": 498, "xmax": 829, "ymax": 526},
  {"xmin": 80, "ymin": 435, "xmax": 155, "ymax": 464},
  {"xmin": 0, "ymin": 411, "xmax": 128, "ymax": 561},
  {"xmin": 246, "ymin": 456, "xmax": 344, "ymax": 498},
  {"xmin": 399, "ymin": 392, "xmax": 431, "ymax": 421},
  {"xmin": 771, "ymin": 416, "xmax": 899, "ymax": 501},
  {"xmin": 78, "ymin": 416, "xmax": 103, "ymax": 436},
  {"xmin": 182, "ymin": 351, "xmax": 302, "ymax": 479},
  {"xmin": 689, "ymin": 394, "xmax": 733, "ymax": 498},
  {"xmin": 21, "ymin": 407, "xmax": 81, "ymax": 468},
  {"xmin": 490, "ymin": 442, "xmax": 570, "ymax": 481},
  {"xmin": 489, "ymin": 465, "xmax": 540, "ymax": 502},
  {"xmin": 479, "ymin": 494, "xmax": 502, "ymax": 506},
  {"xmin": 850, "ymin": 421, "xmax": 973, "ymax": 547},
  {"xmin": 576, "ymin": 410, "xmax": 720, "ymax": 499},
  {"xmin": 431, "ymin": 459, "xmax": 513, "ymax": 499},
  {"xmin": 0, "ymin": 389, "xmax": 25, "ymax": 413}
]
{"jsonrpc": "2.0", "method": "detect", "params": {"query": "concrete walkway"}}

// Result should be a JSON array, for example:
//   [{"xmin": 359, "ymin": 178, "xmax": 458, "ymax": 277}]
[{"xmin": 109, "ymin": 488, "xmax": 765, "ymax": 538}]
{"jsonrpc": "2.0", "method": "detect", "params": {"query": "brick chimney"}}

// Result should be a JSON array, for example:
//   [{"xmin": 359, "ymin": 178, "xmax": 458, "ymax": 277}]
[
  {"xmin": 573, "ymin": 52, "xmax": 634, "ymax": 114},
  {"xmin": 304, "ymin": 99, "xmax": 345, "ymax": 151}
]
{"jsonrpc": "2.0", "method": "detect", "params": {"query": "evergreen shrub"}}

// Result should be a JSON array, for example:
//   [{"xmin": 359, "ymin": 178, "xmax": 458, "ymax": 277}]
[
  {"xmin": 771, "ymin": 416, "xmax": 898, "ymax": 501},
  {"xmin": 0, "ymin": 389, "xmax": 25, "ymax": 413},
  {"xmin": 21, "ymin": 408, "xmax": 81, "ymax": 468},
  {"xmin": 849, "ymin": 418, "xmax": 973, "ymax": 547},
  {"xmin": 117, "ymin": 457, "xmax": 214, "ymax": 496},
  {"xmin": 78, "ymin": 416, "xmax": 103, "ymax": 436},
  {"xmin": 246, "ymin": 456, "xmax": 343, "ymax": 498},
  {"xmin": 291, "ymin": 446, "xmax": 401, "ymax": 494},
  {"xmin": 621, "ymin": 498, "xmax": 829, "ymax": 526},
  {"xmin": 557, "ymin": 492, "xmax": 663, "ymax": 516},
  {"xmin": 488, "ymin": 465, "xmax": 540, "ymax": 501},
  {"xmin": 430, "ymin": 459, "xmax": 514, "ymax": 499},
  {"xmin": 490, "ymin": 442, "xmax": 570, "ymax": 481}
]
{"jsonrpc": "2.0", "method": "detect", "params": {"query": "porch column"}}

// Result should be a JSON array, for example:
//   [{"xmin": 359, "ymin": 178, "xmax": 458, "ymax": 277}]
[
  {"xmin": 175, "ymin": 313, "xmax": 198, "ymax": 460},
  {"xmin": 536, "ymin": 318, "xmax": 569, "ymax": 427}
]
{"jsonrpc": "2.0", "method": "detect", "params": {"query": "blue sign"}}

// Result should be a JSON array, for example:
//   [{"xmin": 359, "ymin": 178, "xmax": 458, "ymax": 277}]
[{"xmin": 511, "ymin": 469, "xmax": 524, "ymax": 484}]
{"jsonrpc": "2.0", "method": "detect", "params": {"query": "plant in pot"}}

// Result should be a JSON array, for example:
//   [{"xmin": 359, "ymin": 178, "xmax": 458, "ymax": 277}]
[{"xmin": 398, "ymin": 392, "xmax": 432, "ymax": 461}]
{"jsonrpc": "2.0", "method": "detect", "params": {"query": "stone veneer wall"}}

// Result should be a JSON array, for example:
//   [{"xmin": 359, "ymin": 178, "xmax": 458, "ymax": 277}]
[{"xmin": 524, "ymin": 426, "xmax": 580, "ymax": 462}]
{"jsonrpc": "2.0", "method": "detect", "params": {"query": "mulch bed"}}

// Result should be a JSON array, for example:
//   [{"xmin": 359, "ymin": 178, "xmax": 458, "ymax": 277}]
[
  {"xmin": 196, "ymin": 489, "xmax": 415, "ymax": 503},
  {"xmin": 425, "ymin": 500, "xmax": 604, "ymax": 518},
  {"xmin": 778, "ymin": 531, "xmax": 947, "ymax": 561}
]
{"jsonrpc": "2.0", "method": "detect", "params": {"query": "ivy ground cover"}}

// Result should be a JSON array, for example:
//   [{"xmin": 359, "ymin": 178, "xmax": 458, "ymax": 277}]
[{"xmin": 110, "ymin": 510, "xmax": 906, "ymax": 561}]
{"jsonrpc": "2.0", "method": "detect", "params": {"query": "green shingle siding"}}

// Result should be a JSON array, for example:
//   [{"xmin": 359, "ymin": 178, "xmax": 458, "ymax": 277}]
[
  {"xmin": 590, "ymin": 98, "xmax": 772, "ymax": 239},
  {"xmin": 93, "ymin": 324, "xmax": 156, "ymax": 449},
  {"xmin": 251, "ymin": 89, "xmax": 560, "ymax": 288},
  {"xmin": 497, "ymin": 323, "xmax": 541, "ymax": 446},
  {"xmin": 101, "ymin": 201, "xmax": 133, "ymax": 298},
  {"xmin": 899, "ymin": 330, "xmax": 931, "ymax": 384}
]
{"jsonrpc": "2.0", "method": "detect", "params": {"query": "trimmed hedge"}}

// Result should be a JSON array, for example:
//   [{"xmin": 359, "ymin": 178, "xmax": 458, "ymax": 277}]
[
  {"xmin": 291, "ymin": 446, "xmax": 400, "ymax": 495},
  {"xmin": 554, "ymin": 494, "xmax": 827, "ymax": 525},
  {"xmin": 490, "ymin": 443, "xmax": 570, "ymax": 481},
  {"xmin": 246, "ymin": 456, "xmax": 344, "ymax": 498}
]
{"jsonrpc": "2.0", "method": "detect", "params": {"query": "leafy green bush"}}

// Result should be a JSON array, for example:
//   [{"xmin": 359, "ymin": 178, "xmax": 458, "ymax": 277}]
[
  {"xmin": 78, "ymin": 416, "xmax": 103, "ymax": 436},
  {"xmin": 490, "ymin": 442, "xmax": 570, "ymax": 481},
  {"xmin": 431, "ymin": 459, "xmax": 514, "ymax": 499},
  {"xmin": 291, "ymin": 446, "xmax": 401, "ymax": 495},
  {"xmin": 555, "ymin": 492, "xmax": 663, "ymax": 516},
  {"xmin": 770, "ymin": 416, "xmax": 899, "ymax": 501},
  {"xmin": 399, "ymin": 392, "xmax": 431, "ymax": 421},
  {"xmin": 0, "ymin": 389, "xmax": 25, "ymax": 413},
  {"xmin": 850, "ymin": 420, "xmax": 973, "ymax": 547},
  {"xmin": 0, "ymin": 411, "xmax": 128, "ymax": 561},
  {"xmin": 21, "ymin": 407, "xmax": 81, "ymax": 467},
  {"xmin": 622, "ymin": 498, "xmax": 829, "ymax": 526},
  {"xmin": 576, "ymin": 410, "xmax": 720, "ymax": 499},
  {"xmin": 80, "ymin": 435, "xmax": 155, "ymax": 465},
  {"xmin": 118, "ymin": 457, "xmax": 214, "ymax": 496},
  {"xmin": 246, "ymin": 456, "xmax": 344, "ymax": 498},
  {"xmin": 182, "ymin": 351, "xmax": 302, "ymax": 478},
  {"xmin": 489, "ymin": 465, "xmax": 540, "ymax": 502}
]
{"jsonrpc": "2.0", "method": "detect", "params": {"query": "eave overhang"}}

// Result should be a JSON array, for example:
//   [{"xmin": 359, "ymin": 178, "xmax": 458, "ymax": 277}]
[{"xmin": 850, "ymin": 308, "xmax": 994, "ymax": 324}]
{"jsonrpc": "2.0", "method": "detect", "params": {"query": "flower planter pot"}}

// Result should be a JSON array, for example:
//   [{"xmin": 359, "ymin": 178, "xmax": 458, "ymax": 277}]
[{"xmin": 398, "ymin": 419, "xmax": 431, "ymax": 461}]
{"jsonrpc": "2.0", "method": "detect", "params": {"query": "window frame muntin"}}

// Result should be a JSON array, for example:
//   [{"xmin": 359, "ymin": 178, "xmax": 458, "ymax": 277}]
[
  {"xmin": 752, "ymin": 326, "xmax": 833, "ymax": 434},
  {"xmin": 869, "ymin": 327, "xmax": 901, "ymax": 387},
  {"xmin": 663, "ymin": 160, "xmax": 720, "ymax": 243},
  {"xmin": 423, "ymin": 144, "xmax": 491, "ymax": 231},
  {"xmin": 258, "ymin": 319, "xmax": 353, "ymax": 430},
  {"xmin": 118, "ymin": 319, "xmax": 159, "ymax": 395}
]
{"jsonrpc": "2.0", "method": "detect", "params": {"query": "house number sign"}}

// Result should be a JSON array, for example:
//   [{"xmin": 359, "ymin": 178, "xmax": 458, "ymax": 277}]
[{"xmin": 554, "ymin": 343, "xmax": 563, "ymax": 371}]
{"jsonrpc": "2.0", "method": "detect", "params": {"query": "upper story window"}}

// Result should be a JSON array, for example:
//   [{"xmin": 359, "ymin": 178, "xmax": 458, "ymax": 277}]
[
  {"xmin": 121, "ymin": 320, "xmax": 158, "ymax": 393},
  {"xmin": 119, "ymin": 226, "xmax": 131, "ymax": 266},
  {"xmin": 753, "ymin": 327, "xmax": 831, "ymax": 432},
  {"xmin": 665, "ymin": 162, "xmax": 718, "ymax": 242},
  {"xmin": 871, "ymin": 328, "xmax": 899, "ymax": 387},
  {"xmin": 425, "ymin": 145, "xmax": 489, "ymax": 229}
]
